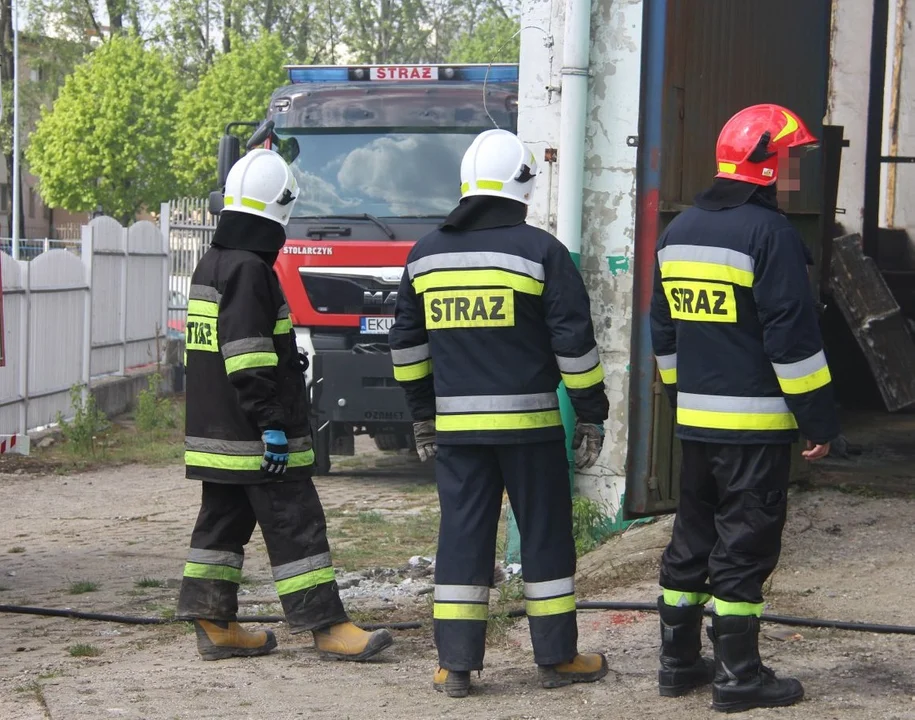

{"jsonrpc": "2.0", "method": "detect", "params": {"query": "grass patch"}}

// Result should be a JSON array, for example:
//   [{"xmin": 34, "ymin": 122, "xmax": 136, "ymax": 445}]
[
  {"xmin": 37, "ymin": 670, "xmax": 63, "ymax": 680},
  {"xmin": 134, "ymin": 577, "xmax": 165, "ymax": 589},
  {"xmin": 572, "ymin": 496, "xmax": 610, "ymax": 557},
  {"xmin": 7, "ymin": 546, "xmax": 25, "ymax": 553},
  {"xmin": 67, "ymin": 643, "xmax": 102, "ymax": 657},
  {"xmin": 145, "ymin": 603, "xmax": 177, "ymax": 620},
  {"xmin": 328, "ymin": 509, "xmax": 440, "ymax": 571},
  {"xmin": 67, "ymin": 581, "xmax": 99, "ymax": 595},
  {"xmin": 356, "ymin": 510, "xmax": 386, "ymax": 525}
]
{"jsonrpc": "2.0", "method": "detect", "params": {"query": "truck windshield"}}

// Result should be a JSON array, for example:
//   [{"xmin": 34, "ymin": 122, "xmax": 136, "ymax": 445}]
[{"xmin": 275, "ymin": 130, "xmax": 478, "ymax": 218}]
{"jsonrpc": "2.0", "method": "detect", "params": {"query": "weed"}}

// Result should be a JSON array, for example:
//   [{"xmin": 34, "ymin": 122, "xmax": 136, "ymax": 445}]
[
  {"xmin": 135, "ymin": 374, "xmax": 176, "ymax": 434},
  {"xmin": 7, "ymin": 546, "xmax": 25, "ymax": 553},
  {"xmin": 356, "ymin": 510, "xmax": 386, "ymax": 525},
  {"xmin": 37, "ymin": 670, "xmax": 62, "ymax": 680},
  {"xmin": 496, "ymin": 575, "xmax": 524, "ymax": 604},
  {"xmin": 68, "ymin": 581, "xmax": 99, "ymax": 594},
  {"xmin": 145, "ymin": 603, "xmax": 177, "ymax": 620},
  {"xmin": 67, "ymin": 643, "xmax": 102, "ymax": 658},
  {"xmin": 134, "ymin": 577, "xmax": 165, "ymax": 589},
  {"xmin": 571, "ymin": 495, "xmax": 609, "ymax": 557},
  {"xmin": 57, "ymin": 386, "xmax": 110, "ymax": 457}
]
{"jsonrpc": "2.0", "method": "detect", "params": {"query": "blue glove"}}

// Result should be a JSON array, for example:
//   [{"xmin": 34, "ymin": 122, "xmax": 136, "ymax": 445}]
[{"xmin": 261, "ymin": 429, "xmax": 289, "ymax": 477}]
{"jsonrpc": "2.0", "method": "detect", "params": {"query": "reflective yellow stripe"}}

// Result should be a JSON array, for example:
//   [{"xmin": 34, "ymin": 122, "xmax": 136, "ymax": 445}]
[
  {"xmin": 776, "ymin": 365, "xmax": 831, "ymax": 394},
  {"xmin": 393, "ymin": 359, "xmax": 432, "ymax": 382},
  {"xmin": 225, "ymin": 351, "xmax": 278, "ymax": 374},
  {"xmin": 187, "ymin": 299, "xmax": 218, "ymax": 318},
  {"xmin": 658, "ymin": 366, "xmax": 677, "ymax": 385},
  {"xmin": 525, "ymin": 595, "xmax": 576, "ymax": 617},
  {"xmin": 183, "ymin": 562, "xmax": 243, "ymax": 583},
  {"xmin": 185, "ymin": 449, "xmax": 315, "ymax": 470},
  {"xmin": 717, "ymin": 162, "xmax": 737, "ymax": 174},
  {"xmin": 241, "ymin": 197, "xmax": 267, "ymax": 211},
  {"xmin": 436, "ymin": 410, "xmax": 562, "ymax": 432},
  {"xmin": 660, "ymin": 260, "xmax": 754, "ymax": 287},
  {"xmin": 713, "ymin": 598, "xmax": 764, "ymax": 617},
  {"xmin": 561, "ymin": 364, "xmax": 604, "ymax": 390},
  {"xmin": 677, "ymin": 408, "xmax": 797, "ymax": 431},
  {"xmin": 273, "ymin": 318, "xmax": 293, "ymax": 334},
  {"xmin": 274, "ymin": 566, "xmax": 336, "ymax": 596},
  {"xmin": 413, "ymin": 269, "xmax": 544, "ymax": 296},
  {"xmin": 461, "ymin": 179, "xmax": 505, "ymax": 194},
  {"xmin": 663, "ymin": 589, "xmax": 711, "ymax": 607},
  {"xmin": 433, "ymin": 602, "xmax": 490, "ymax": 621}
]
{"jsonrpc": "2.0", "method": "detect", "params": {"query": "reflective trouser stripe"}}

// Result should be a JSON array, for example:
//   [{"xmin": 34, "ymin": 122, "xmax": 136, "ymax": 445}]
[
  {"xmin": 663, "ymin": 589, "xmax": 711, "ymax": 607},
  {"xmin": 676, "ymin": 392, "xmax": 797, "ymax": 431},
  {"xmin": 658, "ymin": 244, "xmax": 755, "ymax": 287},
  {"xmin": 525, "ymin": 595, "xmax": 576, "ymax": 617},
  {"xmin": 434, "ymin": 585, "xmax": 491, "ymax": 603},
  {"xmin": 655, "ymin": 353, "xmax": 677, "ymax": 385},
  {"xmin": 523, "ymin": 577, "xmax": 574, "ymax": 599},
  {"xmin": 433, "ymin": 602, "xmax": 490, "ymax": 621},
  {"xmin": 561, "ymin": 363, "xmax": 605, "ymax": 390},
  {"xmin": 436, "ymin": 410, "xmax": 562, "ymax": 432},
  {"xmin": 185, "ymin": 436, "xmax": 312, "ymax": 454},
  {"xmin": 184, "ymin": 450, "xmax": 315, "ymax": 470},
  {"xmin": 713, "ymin": 598, "xmax": 764, "ymax": 617},
  {"xmin": 183, "ymin": 562, "xmax": 242, "ymax": 583},
  {"xmin": 274, "ymin": 566, "xmax": 336, "ymax": 596},
  {"xmin": 393, "ymin": 359, "xmax": 432, "ymax": 382},
  {"xmin": 772, "ymin": 350, "xmax": 832, "ymax": 394},
  {"xmin": 272, "ymin": 552, "xmax": 333, "ymax": 581},
  {"xmin": 433, "ymin": 585, "xmax": 490, "ymax": 620},
  {"xmin": 187, "ymin": 549, "xmax": 243, "ymax": 568},
  {"xmin": 412, "ymin": 269, "xmax": 544, "ymax": 296}
]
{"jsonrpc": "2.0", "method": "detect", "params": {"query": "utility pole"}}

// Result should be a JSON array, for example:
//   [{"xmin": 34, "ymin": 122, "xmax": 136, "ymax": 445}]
[{"xmin": 11, "ymin": 0, "xmax": 19, "ymax": 259}]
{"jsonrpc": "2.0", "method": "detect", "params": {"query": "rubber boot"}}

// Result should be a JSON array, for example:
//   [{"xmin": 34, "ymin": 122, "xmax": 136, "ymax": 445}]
[
  {"xmin": 658, "ymin": 596, "xmax": 715, "ymax": 697},
  {"xmin": 193, "ymin": 619, "xmax": 277, "ymax": 661},
  {"xmin": 312, "ymin": 621, "xmax": 394, "ymax": 662},
  {"xmin": 433, "ymin": 667, "xmax": 472, "ymax": 698},
  {"xmin": 538, "ymin": 653, "xmax": 609, "ymax": 689},
  {"xmin": 707, "ymin": 614, "xmax": 804, "ymax": 713}
]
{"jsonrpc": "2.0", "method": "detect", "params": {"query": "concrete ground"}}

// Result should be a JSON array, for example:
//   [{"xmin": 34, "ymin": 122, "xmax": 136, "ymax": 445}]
[{"xmin": 1, "ymin": 425, "xmax": 914, "ymax": 720}]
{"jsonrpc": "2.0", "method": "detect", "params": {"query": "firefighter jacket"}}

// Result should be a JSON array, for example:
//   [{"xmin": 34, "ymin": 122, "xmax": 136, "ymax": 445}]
[
  {"xmin": 184, "ymin": 245, "xmax": 314, "ymax": 483},
  {"xmin": 389, "ymin": 222, "xmax": 610, "ymax": 445},
  {"xmin": 649, "ymin": 200, "xmax": 840, "ymax": 445}
]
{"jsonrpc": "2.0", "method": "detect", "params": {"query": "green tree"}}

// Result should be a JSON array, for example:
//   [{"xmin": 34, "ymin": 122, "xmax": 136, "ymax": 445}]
[
  {"xmin": 172, "ymin": 31, "xmax": 289, "ymax": 197},
  {"xmin": 448, "ymin": 9, "xmax": 520, "ymax": 63},
  {"xmin": 26, "ymin": 34, "xmax": 180, "ymax": 221}
]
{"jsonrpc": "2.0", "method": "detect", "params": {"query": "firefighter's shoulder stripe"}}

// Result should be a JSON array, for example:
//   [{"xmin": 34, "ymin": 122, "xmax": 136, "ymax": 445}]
[{"xmin": 408, "ymin": 251, "xmax": 545, "ymax": 296}]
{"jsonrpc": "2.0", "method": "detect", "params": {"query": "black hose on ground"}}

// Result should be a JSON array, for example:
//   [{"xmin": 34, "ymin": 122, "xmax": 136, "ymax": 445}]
[{"xmin": 2, "ymin": 601, "xmax": 914, "ymax": 636}]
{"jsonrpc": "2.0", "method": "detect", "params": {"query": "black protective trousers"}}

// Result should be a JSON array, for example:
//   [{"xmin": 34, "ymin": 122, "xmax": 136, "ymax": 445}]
[
  {"xmin": 176, "ymin": 480, "xmax": 348, "ymax": 632},
  {"xmin": 433, "ymin": 441, "xmax": 578, "ymax": 671},
  {"xmin": 659, "ymin": 441, "xmax": 792, "ymax": 609}
]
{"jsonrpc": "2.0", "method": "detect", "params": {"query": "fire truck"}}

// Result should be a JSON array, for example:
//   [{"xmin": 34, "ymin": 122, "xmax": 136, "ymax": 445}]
[{"xmin": 209, "ymin": 63, "xmax": 520, "ymax": 474}]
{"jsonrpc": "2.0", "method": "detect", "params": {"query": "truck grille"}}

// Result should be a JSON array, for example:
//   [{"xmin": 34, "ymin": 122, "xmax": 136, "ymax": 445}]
[{"xmin": 299, "ymin": 270, "xmax": 399, "ymax": 315}]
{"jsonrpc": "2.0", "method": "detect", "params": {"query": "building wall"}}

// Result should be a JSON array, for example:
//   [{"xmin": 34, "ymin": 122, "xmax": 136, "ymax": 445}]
[{"xmin": 519, "ymin": 0, "xmax": 644, "ymax": 524}]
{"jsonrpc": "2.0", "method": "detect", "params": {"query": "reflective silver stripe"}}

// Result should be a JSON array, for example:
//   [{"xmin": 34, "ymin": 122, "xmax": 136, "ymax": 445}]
[
  {"xmin": 390, "ymin": 343, "xmax": 430, "ymax": 365},
  {"xmin": 555, "ymin": 347, "xmax": 600, "ymax": 374},
  {"xmin": 277, "ymin": 303, "xmax": 290, "ymax": 319},
  {"xmin": 221, "ymin": 337, "xmax": 275, "ymax": 358},
  {"xmin": 272, "ymin": 552, "xmax": 333, "ymax": 582},
  {"xmin": 771, "ymin": 350, "xmax": 828, "ymax": 379},
  {"xmin": 187, "ymin": 549, "xmax": 244, "ymax": 568},
  {"xmin": 677, "ymin": 392, "xmax": 790, "ymax": 414},
  {"xmin": 185, "ymin": 436, "xmax": 312, "ymax": 454},
  {"xmin": 407, "ymin": 251, "xmax": 545, "ymax": 281},
  {"xmin": 655, "ymin": 353, "xmax": 677, "ymax": 370},
  {"xmin": 436, "ymin": 392, "xmax": 559, "ymax": 413},
  {"xmin": 434, "ymin": 585, "xmax": 491, "ymax": 603},
  {"xmin": 524, "ymin": 577, "xmax": 575, "ymax": 600},
  {"xmin": 189, "ymin": 284, "xmax": 222, "ymax": 303},
  {"xmin": 657, "ymin": 244, "xmax": 755, "ymax": 273}
]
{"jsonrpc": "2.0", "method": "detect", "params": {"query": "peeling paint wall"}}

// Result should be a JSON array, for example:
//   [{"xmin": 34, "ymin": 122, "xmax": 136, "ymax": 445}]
[{"xmin": 519, "ymin": 0, "xmax": 643, "ymax": 523}]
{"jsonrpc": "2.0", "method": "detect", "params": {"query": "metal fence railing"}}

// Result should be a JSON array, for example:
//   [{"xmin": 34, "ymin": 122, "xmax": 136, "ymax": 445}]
[
  {"xmin": 162, "ymin": 199, "xmax": 215, "ymax": 338},
  {"xmin": 0, "ymin": 238, "xmax": 83, "ymax": 261}
]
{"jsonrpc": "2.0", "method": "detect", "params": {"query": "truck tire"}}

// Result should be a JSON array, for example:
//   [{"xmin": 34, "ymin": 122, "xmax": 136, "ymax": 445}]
[{"xmin": 373, "ymin": 433, "xmax": 404, "ymax": 451}]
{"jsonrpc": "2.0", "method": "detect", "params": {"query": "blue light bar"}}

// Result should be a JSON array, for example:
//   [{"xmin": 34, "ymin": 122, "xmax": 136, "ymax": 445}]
[
  {"xmin": 454, "ymin": 66, "xmax": 519, "ymax": 83},
  {"xmin": 288, "ymin": 67, "xmax": 350, "ymax": 83}
]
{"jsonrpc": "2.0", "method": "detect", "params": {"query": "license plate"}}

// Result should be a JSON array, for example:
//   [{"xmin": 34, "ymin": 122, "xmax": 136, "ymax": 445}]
[{"xmin": 360, "ymin": 316, "xmax": 394, "ymax": 334}]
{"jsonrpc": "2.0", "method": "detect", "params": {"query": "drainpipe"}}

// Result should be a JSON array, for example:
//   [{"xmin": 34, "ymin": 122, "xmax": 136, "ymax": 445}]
[{"xmin": 555, "ymin": 0, "xmax": 592, "ymax": 488}]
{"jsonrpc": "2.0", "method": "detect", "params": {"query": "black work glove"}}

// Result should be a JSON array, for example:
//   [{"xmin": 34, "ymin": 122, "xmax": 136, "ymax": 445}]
[
  {"xmin": 413, "ymin": 420, "xmax": 437, "ymax": 462},
  {"xmin": 572, "ymin": 421, "xmax": 604, "ymax": 470}
]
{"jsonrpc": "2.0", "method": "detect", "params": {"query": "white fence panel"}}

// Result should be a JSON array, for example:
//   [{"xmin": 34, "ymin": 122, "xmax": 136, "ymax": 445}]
[
  {"xmin": 26, "ymin": 250, "xmax": 89, "ymax": 430},
  {"xmin": 89, "ymin": 217, "xmax": 128, "ymax": 377},
  {"xmin": 125, "ymin": 221, "xmax": 168, "ymax": 368},
  {"xmin": 0, "ymin": 254, "xmax": 24, "ymax": 433}
]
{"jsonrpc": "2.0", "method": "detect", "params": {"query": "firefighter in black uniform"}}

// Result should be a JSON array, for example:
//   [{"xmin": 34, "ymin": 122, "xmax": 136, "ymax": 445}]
[
  {"xmin": 176, "ymin": 148, "xmax": 393, "ymax": 663},
  {"xmin": 650, "ymin": 104, "xmax": 840, "ymax": 712},
  {"xmin": 390, "ymin": 129, "xmax": 611, "ymax": 698}
]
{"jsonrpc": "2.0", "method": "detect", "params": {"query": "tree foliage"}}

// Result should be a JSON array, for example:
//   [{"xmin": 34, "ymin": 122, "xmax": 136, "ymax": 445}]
[
  {"xmin": 448, "ymin": 8, "xmax": 520, "ymax": 63},
  {"xmin": 172, "ymin": 31, "xmax": 289, "ymax": 197},
  {"xmin": 26, "ymin": 34, "xmax": 180, "ymax": 220}
]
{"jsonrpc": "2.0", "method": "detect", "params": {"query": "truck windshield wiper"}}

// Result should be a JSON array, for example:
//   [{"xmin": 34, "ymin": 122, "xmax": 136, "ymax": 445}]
[{"xmin": 299, "ymin": 213, "xmax": 396, "ymax": 240}]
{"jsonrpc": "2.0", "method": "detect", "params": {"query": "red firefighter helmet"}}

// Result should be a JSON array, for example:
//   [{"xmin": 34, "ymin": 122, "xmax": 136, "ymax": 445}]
[{"xmin": 714, "ymin": 104, "xmax": 818, "ymax": 186}]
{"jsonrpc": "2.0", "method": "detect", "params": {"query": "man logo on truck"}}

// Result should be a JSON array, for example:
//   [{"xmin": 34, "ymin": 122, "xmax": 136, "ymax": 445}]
[{"xmin": 364, "ymin": 291, "xmax": 398, "ymax": 306}]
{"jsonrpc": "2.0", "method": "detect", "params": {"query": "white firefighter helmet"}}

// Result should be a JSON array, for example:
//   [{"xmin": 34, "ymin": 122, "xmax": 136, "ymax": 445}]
[
  {"xmin": 223, "ymin": 148, "xmax": 299, "ymax": 226},
  {"xmin": 460, "ymin": 129, "xmax": 538, "ymax": 205}
]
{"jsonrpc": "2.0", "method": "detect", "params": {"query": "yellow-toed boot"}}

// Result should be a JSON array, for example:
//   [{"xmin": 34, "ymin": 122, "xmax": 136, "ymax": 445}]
[
  {"xmin": 433, "ymin": 667, "xmax": 472, "ymax": 698},
  {"xmin": 193, "ymin": 619, "xmax": 277, "ymax": 661},
  {"xmin": 538, "ymin": 652, "xmax": 609, "ymax": 688},
  {"xmin": 312, "ymin": 621, "xmax": 394, "ymax": 662}
]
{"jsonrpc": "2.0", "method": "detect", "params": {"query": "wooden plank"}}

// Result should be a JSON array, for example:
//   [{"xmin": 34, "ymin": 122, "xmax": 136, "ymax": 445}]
[{"xmin": 828, "ymin": 233, "xmax": 915, "ymax": 412}]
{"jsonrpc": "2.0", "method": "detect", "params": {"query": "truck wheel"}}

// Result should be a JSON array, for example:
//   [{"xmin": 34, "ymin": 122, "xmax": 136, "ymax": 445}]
[{"xmin": 373, "ymin": 432, "xmax": 404, "ymax": 451}]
